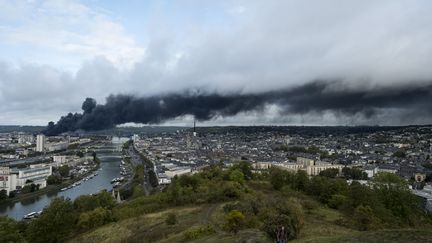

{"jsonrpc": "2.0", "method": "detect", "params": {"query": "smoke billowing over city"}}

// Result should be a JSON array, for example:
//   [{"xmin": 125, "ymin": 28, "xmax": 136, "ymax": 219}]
[
  {"xmin": 44, "ymin": 80, "xmax": 432, "ymax": 135},
  {"xmin": 5, "ymin": 1, "xmax": 432, "ymax": 241},
  {"xmin": 2, "ymin": 1, "xmax": 432, "ymax": 126}
]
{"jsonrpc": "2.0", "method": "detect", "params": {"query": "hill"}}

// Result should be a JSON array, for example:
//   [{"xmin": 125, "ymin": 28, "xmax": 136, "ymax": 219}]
[
  {"xmin": 68, "ymin": 180, "xmax": 432, "ymax": 243},
  {"xmin": 2, "ymin": 163, "xmax": 432, "ymax": 242}
]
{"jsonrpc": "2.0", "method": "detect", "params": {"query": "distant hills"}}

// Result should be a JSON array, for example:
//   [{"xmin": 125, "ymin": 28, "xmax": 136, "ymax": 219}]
[{"xmin": 1, "ymin": 124, "xmax": 431, "ymax": 136}]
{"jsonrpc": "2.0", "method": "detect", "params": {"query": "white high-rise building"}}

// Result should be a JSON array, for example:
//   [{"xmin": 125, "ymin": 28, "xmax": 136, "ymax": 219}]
[
  {"xmin": 36, "ymin": 134, "xmax": 46, "ymax": 152},
  {"xmin": 132, "ymin": 134, "xmax": 140, "ymax": 142}
]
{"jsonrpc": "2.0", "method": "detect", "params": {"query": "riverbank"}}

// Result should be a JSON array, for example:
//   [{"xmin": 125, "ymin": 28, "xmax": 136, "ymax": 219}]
[{"xmin": 0, "ymin": 162, "xmax": 100, "ymax": 205}]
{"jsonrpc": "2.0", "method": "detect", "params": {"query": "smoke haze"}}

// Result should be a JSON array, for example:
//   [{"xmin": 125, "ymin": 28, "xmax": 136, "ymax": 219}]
[
  {"xmin": 2, "ymin": 1, "xmax": 432, "ymax": 126},
  {"xmin": 44, "ymin": 81, "xmax": 432, "ymax": 135}
]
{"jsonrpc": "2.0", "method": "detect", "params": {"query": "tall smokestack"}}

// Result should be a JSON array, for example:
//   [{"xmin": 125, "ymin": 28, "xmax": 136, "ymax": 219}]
[{"xmin": 193, "ymin": 119, "xmax": 197, "ymax": 137}]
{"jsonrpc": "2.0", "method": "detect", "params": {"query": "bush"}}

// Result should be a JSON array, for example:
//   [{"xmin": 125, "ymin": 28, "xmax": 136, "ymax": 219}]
[
  {"xmin": 269, "ymin": 167, "xmax": 294, "ymax": 190},
  {"xmin": 328, "ymin": 194, "xmax": 348, "ymax": 210},
  {"xmin": 77, "ymin": 207, "xmax": 113, "ymax": 230},
  {"xmin": 302, "ymin": 198, "xmax": 320, "ymax": 211},
  {"xmin": 26, "ymin": 197, "xmax": 78, "ymax": 243},
  {"xmin": 224, "ymin": 210, "xmax": 246, "ymax": 234},
  {"xmin": 0, "ymin": 216, "xmax": 26, "ymax": 243},
  {"xmin": 8, "ymin": 191, "xmax": 16, "ymax": 198},
  {"xmin": 222, "ymin": 182, "xmax": 243, "ymax": 199},
  {"xmin": 165, "ymin": 212, "xmax": 178, "ymax": 225},
  {"xmin": 47, "ymin": 175, "xmax": 62, "ymax": 185},
  {"xmin": 183, "ymin": 225, "xmax": 215, "ymax": 240},
  {"xmin": 353, "ymin": 205, "xmax": 381, "ymax": 231},
  {"xmin": 342, "ymin": 167, "xmax": 368, "ymax": 180},
  {"xmin": 132, "ymin": 185, "xmax": 145, "ymax": 199},
  {"xmin": 230, "ymin": 161, "xmax": 253, "ymax": 180},
  {"xmin": 74, "ymin": 191, "xmax": 116, "ymax": 213},
  {"xmin": 294, "ymin": 170, "xmax": 309, "ymax": 191},
  {"xmin": 149, "ymin": 170, "xmax": 159, "ymax": 187},
  {"xmin": 319, "ymin": 168, "xmax": 340, "ymax": 178},
  {"xmin": 229, "ymin": 169, "xmax": 245, "ymax": 185},
  {"xmin": 58, "ymin": 165, "xmax": 70, "ymax": 177},
  {"xmin": 21, "ymin": 183, "xmax": 39, "ymax": 193},
  {"xmin": 261, "ymin": 199, "xmax": 304, "ymax": 240},
  {"xmin": 0, "ymin": 190, "xmax": 7, "ymax": 200}
]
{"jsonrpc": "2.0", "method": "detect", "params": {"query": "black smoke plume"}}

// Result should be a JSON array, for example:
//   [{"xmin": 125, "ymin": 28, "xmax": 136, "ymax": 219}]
[{"xmin": 43, "ymin": 81, "xmax": 432, "ymax": 135}]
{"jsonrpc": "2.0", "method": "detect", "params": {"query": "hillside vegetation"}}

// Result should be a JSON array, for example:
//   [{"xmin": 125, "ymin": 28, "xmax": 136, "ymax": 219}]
[{"xmin": 1, "ymin": 162, "xmax": 432, "ymax": 242}]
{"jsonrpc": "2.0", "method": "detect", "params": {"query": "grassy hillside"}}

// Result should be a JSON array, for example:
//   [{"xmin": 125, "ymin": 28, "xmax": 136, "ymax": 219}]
[
  {"xmin": 69, "ymin": 181, "xmax": 432, "ymax": 243},
  {"xmin": 3, "ymin": 163, "xmax": 432, "ymax": 243}
]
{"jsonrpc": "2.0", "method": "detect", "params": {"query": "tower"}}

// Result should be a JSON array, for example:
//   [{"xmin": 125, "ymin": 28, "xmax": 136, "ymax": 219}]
[
  {"xmin": 36, "ymin": 134, "xmax": 46, "ymax": 152},
  {"xmin": 116, "ymin": 190, "xmax": 121, "ymax": 203},
  {"xmin": 193, "ymin": 119, "xmax": 197, "ymax": 137}
]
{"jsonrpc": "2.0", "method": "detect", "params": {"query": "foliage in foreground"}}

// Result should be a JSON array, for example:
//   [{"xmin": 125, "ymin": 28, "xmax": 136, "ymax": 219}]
[
  {"xmin": 1, "ymin": 161, "xmax": 431, "ymax": 242},
  {"xmin": 268, "ymin": 167, "xmax": 431, "ymax": 230}
]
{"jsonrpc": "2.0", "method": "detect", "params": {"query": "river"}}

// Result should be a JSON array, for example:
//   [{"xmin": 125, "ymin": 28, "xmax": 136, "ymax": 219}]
[{"xmin": 0, "ymin": 137, "xmax": 128, "ymax": 220}]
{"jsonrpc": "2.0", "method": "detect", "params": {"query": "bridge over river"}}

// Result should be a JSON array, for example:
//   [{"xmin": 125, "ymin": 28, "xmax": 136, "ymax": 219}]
[{"xmin": 0, "ymin": 137, "xmax": 129, "ymax": 220}]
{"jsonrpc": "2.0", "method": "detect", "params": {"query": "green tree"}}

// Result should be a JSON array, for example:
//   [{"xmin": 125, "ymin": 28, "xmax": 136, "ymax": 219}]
[
  {"xmin": 261, "ymin": 199, "xmax": 304, "ymax": 240},
  {"xmin": 393, "ymin": 150, "xmax": 406, "ymax": 158},
  {"xmin": 229, "ymin": 169, "xmax": 245, "ymax": 185},
  {"xmin": 288, "ymin": 146, "xmax": 307, "ymax": 153},
  {"xmin": 74, "ymin": 191, "xmax": 116, "ymax": 213},
  {"xmin": 269, "ymin": 167, "xmax": 293, "ymax": 190},
  {"xmin": 77, "ymin": 207, "xmax": 113, "ymax": 230},
  {"xmin": 0, "ymin": 216, "xmax": 26, "ymax": 243},
  {"xmin": 132, "ymin": 165, "xmax": 145, "ymax": 185},
  {"xmin": 353, "ymin": 205, "xmax": 380, "ymax": 231},
  {"xmin": 132, "ymin": 185, "xmax": 145, "ymax": 198},
  {"xmin": 58, "ymin": 165, "xmax": 70, "ymax": 177},
  {"xmin": 224, "ymin": 210, "xmax": 246, "ymax": 234},
  {"xmin": 319, "ymin": 168, "xmax": 339, "ymax": 178},
  {"xmin": 0, "ymin": 190, "xmax": 7, "ymax": 200},
  {"xmin": 177, "ymin": 174, "xmax": 200, "ymax": 191},
  {"xmin": 372, "ymin": 172, "xmax": 408, "ymax": 189},
  {"xmin": 26, "ymin": 197, "xmax": 78, "ymax": 243},
  {"xmin": 307, "ymin": 176, "xmax": 330, "ymax": 202},
  {"xmin": 165, "ymin": 212, "xmax": 178, "ymax": 225},
  {"xmin": 372, "ymin": 172, "xmax": 419, "ymax": 225},
  {"xmin": 342, "ymin": 167, "xmax": 368, "ymax": 180},
  {"xmin": 347, "ymin": 181, "xmax": 378, "ymax": 210},
  {"xmin": 231, "ymin": 161, "xmax": 253, "ymax": 180},
  {"xmin": 22, "ymin": 183, "xmax": 39, "ymax": 193},
  {"xmin": 307, "ymin": 145, "xmax": 321, "ymax": 154},
  {"xmin": 149, "ymin": 170, "xmax": 159, "ymax": 187},
  {"xmin": 328, "ymin": 194, "xmax": 348, "ymax": 210},
  {"xmin": 47, "ymin": 175, "xmax": 61, "ymax": 185},
  {"xmin": 294, "ymin": 170, "xmax": 309, "ymax": 191}
]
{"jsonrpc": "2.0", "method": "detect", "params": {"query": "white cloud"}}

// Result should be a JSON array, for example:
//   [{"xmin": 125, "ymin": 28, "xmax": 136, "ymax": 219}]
[
  {"xmin": 0, "ymin": 0, "xmax": 144, "ymax": 69},
  {"xmin": 2, "ymin": 0, "xmax": 432, "ymax": 125},
  {"xmin": 227, "ymin": 6, "xmax": 246, "ymax": 15}
]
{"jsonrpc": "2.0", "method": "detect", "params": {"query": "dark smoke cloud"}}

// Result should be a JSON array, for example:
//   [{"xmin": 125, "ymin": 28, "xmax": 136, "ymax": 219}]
[{"xmin": 43, "ymin": 81, "xmax": 432, "ymax": 135}]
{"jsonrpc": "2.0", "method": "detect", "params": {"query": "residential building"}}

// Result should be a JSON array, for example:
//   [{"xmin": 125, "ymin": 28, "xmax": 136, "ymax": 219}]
[
  {"xmin": 275, "ymin": 157, "xmax": 343, "ymax": 176},
  {"xmin": 0, "ymin": 165, "xmax": 52, "ymax": 196},
  {"xmin": 0, "ymin": 167, "xmax": 12, "ymax": 195},
  {"xmin": 36, "ymin": 134, "xmax": 46, "ymax": 152}
]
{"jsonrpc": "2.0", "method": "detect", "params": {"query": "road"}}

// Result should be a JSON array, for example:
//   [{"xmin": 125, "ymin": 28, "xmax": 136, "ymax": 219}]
[{"xmin": 121, "ymin": 145, "xmax": 153, "ymax": 196}]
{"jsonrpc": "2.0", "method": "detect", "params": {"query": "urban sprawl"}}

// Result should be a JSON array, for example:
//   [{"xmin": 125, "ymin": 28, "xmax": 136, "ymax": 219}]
[{"xmin": 1, "ymin": 126, "xmax": 432, "ymax": 215}]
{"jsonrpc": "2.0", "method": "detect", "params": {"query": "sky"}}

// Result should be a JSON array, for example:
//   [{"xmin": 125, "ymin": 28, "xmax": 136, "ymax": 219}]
[{"xmin": 1, "ymin": 0, "xmax": 432, "ymax": 126}]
